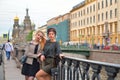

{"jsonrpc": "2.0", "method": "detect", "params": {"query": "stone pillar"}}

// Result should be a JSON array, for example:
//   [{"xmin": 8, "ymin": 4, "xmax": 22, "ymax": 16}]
[
  {"xmin": 112, "ymin": 23, "xmax": 115, "ymax": 33},
  {"xmin": 77, "ymin": 30, "xmax": 79, "ymax": 43},
  {"xmin": 100, "ymin": 25, "xmax": 102, "ymax": 35},
  {"xmin": 112, "ymin": 23, "xmax": 115, "ymax": 44}
]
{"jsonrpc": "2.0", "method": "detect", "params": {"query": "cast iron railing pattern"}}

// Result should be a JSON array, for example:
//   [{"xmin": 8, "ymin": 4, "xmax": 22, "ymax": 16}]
[{"xmin": 53, "ymin": 56, "xmax": 120, "ymax": 80}]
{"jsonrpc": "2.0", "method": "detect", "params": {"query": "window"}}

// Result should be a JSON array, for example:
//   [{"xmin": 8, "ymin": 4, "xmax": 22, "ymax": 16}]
[
  {"xmin": 93, "ymin": 15, "xmax": 95, "ymax": 23},
  {"xmin": 79, "ymin": 20, "xmax": 80, "ymax": 26},
  {"xmin": 115, "ymin": 8, "xmax": 117, "ymax": 18},
  {"xmin": 81, "ymin": 20, "xmax": 82, "ymax": 26},
  {"xmin": 102, "ymin": 13, "xmax": 104, "ymax": 21},
  {"xmin": 106, "ymin": 0, "xmax": 108, "ymax": 7},
  {"xmin": 110, "ymin": 10, "xmax": 112, "ymax": 19},
  {"xmin": 110, "ymin": 0, "xmax": 112, "ymax": 5},
  {"xmin": 81, "ymin": 11, "xmax": 82, "ymax": 16},
  {"xmin": 93, "ymin": 4, "xmax": 95, "ymax": 12},
  {"xmin": 87, "ymin": 17, "xmax": 89, "ymax": 24},
  {"xmin": 106, "ymin": 11, "xmax": 108, "ymax": 20},
  {"xmin": 75, "ymin": 13, "xmax": 77, "ymax": 18},
  {"xmin": 78, "ymin": 11, "xmax": 80, "ymax": 17},
  {"xmin": 84, "ymin": 19, "xmax": 85, "ymax": 25},
  {"xmin": 98, "ymin": 2, "xmax": 100, "ymax": 10},
  {"xmin": 90, "ymin": 17, "xmax": 92, "ymax": 23},
  {"xmin": 98, "ymin": 14, "xmax": 100, "ymax": 22},
  {"xmin": 84, "ymin": 9, "xmax": 85, "ymax": 15},
  {"xmin": 87, "ymin": 7, "xmax": 89, "ymax": 14},
  {"xmin": 90, "ymin": 6, "xmax": 92, "ymax": 13},
  {"xmin": 102, "ymin": 1, "xmax": 104, "ymax": 8},
  {"xmin": 75, "ymin": 22, "xmax": 77, "ymax": 26}
]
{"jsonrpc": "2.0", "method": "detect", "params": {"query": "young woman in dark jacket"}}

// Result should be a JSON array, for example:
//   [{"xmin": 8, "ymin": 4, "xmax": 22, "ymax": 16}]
[{"xmin": 36, "ymin": 28, "xmax": 64, "ymax": 80}]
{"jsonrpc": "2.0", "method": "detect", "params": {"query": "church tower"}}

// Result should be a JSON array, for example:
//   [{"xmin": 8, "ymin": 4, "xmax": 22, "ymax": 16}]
[
  {"xmin": 23, "ymin": 8, "xmax": 33, "ymax": 32},
  {"xmin": 12, "ymin": 16, "xmax": 20, "ymax": 40}
]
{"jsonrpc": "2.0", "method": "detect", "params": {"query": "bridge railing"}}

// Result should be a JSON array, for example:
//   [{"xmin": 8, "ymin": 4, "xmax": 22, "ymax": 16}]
[
  {"xmin": 61, "ymin": 45, "xmax": 90, "ymax": 50},
  {"xmin": 54, "ymin": 56, "xmax": 120, "ymax": 80},
  {"xmin": 61, "ymin": 45, "xmax": 120, "ymax": 51}
]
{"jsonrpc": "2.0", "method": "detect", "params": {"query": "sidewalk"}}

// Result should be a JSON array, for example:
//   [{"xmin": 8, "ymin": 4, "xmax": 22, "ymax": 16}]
[{"xmin": 4, "ymin": 53, "xmax": 24, "ymax": 80}]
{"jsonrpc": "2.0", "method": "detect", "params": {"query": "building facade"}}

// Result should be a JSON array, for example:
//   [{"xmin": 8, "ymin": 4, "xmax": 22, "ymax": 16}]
[
  {"xmin": 70, "ymin": 0, "xmax": 118, "ymax": 46},
  {"xmin": 47, "ymin": 13, "xmax": 70, "ymax": 44}
]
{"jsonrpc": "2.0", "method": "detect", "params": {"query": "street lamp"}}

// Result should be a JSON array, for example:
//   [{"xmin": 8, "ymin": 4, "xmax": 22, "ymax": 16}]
[
  {"xmin": 8, "ymin": 29, "xmax": 10, "ymax": 41},
  {"xmin": 8, "ymin": 27, "xmax": 12, "ymax": 41}
]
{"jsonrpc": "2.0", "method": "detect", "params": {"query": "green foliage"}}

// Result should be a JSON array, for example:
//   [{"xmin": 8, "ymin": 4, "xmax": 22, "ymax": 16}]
[{"xmin": 26, "ymin": 30, "xmax": 34, "ymax": 41}]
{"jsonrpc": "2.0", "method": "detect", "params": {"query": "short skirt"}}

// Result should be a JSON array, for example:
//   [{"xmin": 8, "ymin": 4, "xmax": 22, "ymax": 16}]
[
  {"xmin": 41, "ymin": 58, "xmax": 55, "ymax": 75},
  {"xmin": 21, "ymin": 59, "xmax": 40, "ymax": 77}
]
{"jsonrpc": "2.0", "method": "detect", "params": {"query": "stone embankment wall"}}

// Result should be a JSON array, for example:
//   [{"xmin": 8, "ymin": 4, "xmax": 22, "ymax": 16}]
[{"xmin": 89, "ymin": 50, "xmax": 120, "ymax": 64}]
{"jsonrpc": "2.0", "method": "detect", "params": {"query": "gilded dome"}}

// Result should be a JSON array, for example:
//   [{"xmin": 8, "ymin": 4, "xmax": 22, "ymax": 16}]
[{"xmin": 14, "ymin": 16, "xmax": 19, "ymax": 20}]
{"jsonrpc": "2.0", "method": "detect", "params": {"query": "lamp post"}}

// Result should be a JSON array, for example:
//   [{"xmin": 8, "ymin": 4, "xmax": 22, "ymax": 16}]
[
  {"xmin": 8, "ymin": 29, "xmax": 10, "ymax": 41},
  {"xmin": 8, "ymin": 27, "xmax": 11, "ymax": 41}
]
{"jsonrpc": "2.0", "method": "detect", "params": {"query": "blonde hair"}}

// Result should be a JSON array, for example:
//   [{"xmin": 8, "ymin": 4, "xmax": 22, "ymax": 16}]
[{"xmin": 34, "ymin": 30, "xmax": 46, "ymax": 50}]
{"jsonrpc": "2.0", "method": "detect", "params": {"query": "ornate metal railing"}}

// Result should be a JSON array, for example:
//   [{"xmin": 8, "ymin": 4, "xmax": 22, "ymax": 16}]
[{"xmin": 53, "ymin": 56, "xmax": 120, "ymax": 80}]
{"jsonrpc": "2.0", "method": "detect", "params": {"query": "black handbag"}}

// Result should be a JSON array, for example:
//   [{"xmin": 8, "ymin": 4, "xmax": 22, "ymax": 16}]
[{"xmin": 20, "ymin": 55, "xmax": 27, "ymax": 64}]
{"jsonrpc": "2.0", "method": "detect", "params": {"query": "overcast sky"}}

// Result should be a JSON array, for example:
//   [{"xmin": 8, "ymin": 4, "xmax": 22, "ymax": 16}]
[{"xmin": 0, "ymin": 0, "xmax": 84, "ymax": 37}]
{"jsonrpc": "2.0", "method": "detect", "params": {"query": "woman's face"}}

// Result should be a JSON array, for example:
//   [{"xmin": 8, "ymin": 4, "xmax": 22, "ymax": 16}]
[
  {"xmin": 35, "ymin": 32, "xmax": 43, "ymax": 41},
  {"xmin": 48, "ymin": 31, "xmax": 55, "ymax": 40}
]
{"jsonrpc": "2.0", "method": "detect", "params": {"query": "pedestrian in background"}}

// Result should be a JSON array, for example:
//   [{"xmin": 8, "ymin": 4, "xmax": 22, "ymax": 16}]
[
  {"xmin": 21, "ymin": 30, "xmax": 46, "ymax": 80},
  {"xmin": 4, "ymin": 40, "xmax": 14, "ymax": 60},
  {"xmin": 36, "ymin": 28, "xmax": 64, "ymax": 80}
]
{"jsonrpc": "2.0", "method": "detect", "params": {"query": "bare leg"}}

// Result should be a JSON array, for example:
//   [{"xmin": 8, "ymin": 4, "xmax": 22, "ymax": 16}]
[
  {"xmin": 36, "ymin": 69, "xmax": 51, "ymax": 80},
  {"xmin": 44, "ymin": 74, "xmax": 51, "ymax": 80},
  {"xmin": 25, "ymin": 76, "xmax": 29, "ymax": 80},
  {"xmin": 28, "ymin": 76, "xmax": 34, "ymax": 80}
]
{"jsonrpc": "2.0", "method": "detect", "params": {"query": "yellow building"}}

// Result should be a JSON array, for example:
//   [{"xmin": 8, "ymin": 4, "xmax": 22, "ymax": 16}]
[{"xmin": 70, "ymin": 0, "xmax": 119, "ymax": 45}]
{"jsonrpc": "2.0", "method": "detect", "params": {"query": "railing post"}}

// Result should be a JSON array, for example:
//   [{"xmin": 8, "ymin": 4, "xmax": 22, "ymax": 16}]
[
  {"xmin": 91, "ymin": 64, "xmax": 102, "ymax": 80},
  {"xmin": 82, "ymin": 62, "xmax": 90, "ymax": 80},
  {"xmin": 67, "ymin": 59, "xmax": 72, "ymax": 80},
  {"xmin": 61, "ymin": 58, "xmax": 66, "ymax": 80},
  {"xmin": 105, "ymin": 67, "xmax": 119, "ymax": 80},
  {"xmin": 73, "ymin": 61, "xmax": 79, "ymax": 80}
]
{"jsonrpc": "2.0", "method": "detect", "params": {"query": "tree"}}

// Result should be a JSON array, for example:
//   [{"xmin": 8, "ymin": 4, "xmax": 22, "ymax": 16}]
[{"xmin": 26, "ymin": 30, "xmax": 34, "ymax": 41}]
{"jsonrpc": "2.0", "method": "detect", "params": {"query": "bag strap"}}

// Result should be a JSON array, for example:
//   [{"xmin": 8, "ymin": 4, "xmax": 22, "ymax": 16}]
[{"xmin": 8, "ymin": 43, "xmax": 12, "ymax": 50}]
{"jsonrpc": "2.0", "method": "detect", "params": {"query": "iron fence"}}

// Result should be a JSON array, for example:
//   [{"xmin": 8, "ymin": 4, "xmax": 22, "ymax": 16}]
[{"xmin": 54, "ymin": 56, "xmax": 120, "ymax": 80}]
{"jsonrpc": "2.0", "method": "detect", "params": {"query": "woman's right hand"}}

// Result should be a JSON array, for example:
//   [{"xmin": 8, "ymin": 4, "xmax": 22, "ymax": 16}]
[
  {"xmin": 37, "ymin": 53, "xmax": 41, "ymax": 57},
  {"xmin": 40, "ymin": 55, "xmax": 45, "ymax": 62}
]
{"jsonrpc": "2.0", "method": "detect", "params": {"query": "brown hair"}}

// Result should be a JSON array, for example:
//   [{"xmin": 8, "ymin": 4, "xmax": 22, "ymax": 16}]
[
  {"xmin": 34, "ymin": 30, "xmax": 46, "ymax": 50},
  {"xmin": 47, "ymin": 28, "xmax": 56, "ymax": 36}
]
